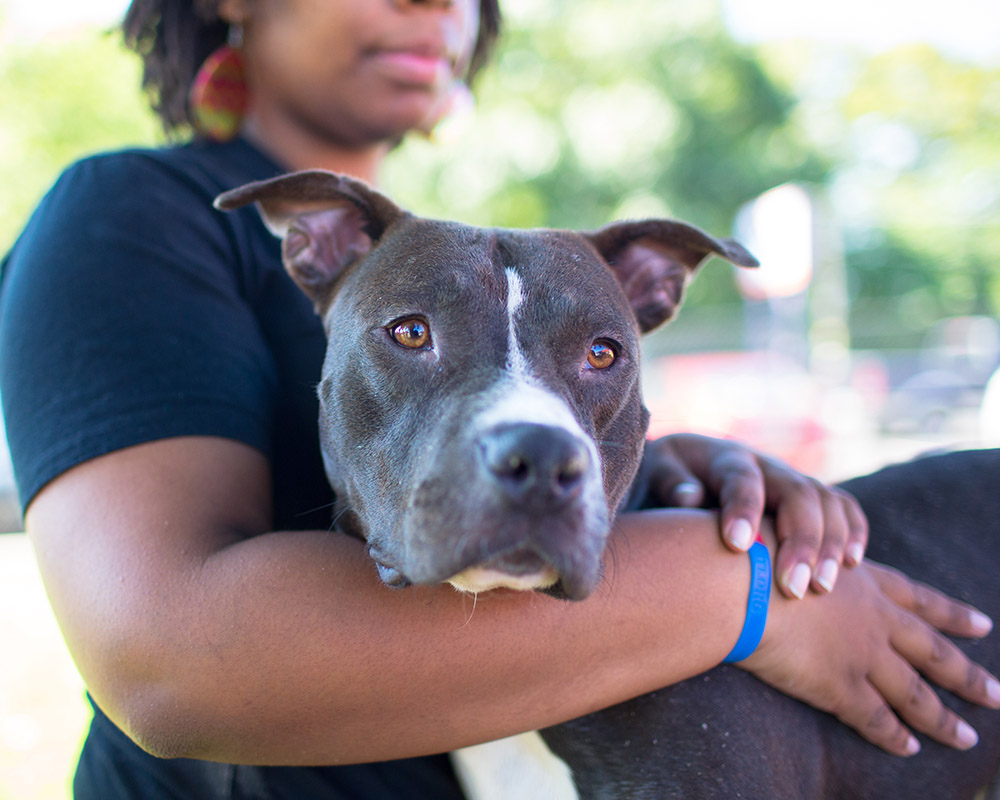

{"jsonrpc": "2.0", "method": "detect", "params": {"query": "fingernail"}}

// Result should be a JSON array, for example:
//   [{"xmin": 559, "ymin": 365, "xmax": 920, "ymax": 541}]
[
  {"xmin": 674, "ymin": 481, "xmax": 701, "ymax": 500},
  {"xmin": 905, "ymin": 735, "xmax": 921, "ymax": 755},
  {"xmin": 970, "ymin": 610, "xmax": 993, "ymax": 635},
  {"xmin": 986, "ymin": 678, "xmax": 1000, "ymax": 707},
  {"xmin": 787, "ymin": 563, "xmax": 811, "ymax": 599},
  {"xmin": 726, "ymin": 518, "xmax": 754, "ymax": 551},
  {"xmin": 956, "ymin": 720, "xmax": 978, "ymax": 749},
  {"xmin": 847, "ymin": 542, "xmax": 864, "ymax": 565},
  {"xmin": 815, "ymin": 559, "xmax": 838, "ymax": 593}
]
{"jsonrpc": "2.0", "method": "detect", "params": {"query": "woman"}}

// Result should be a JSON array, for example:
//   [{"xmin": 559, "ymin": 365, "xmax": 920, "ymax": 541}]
[{"xmin": 0, "ymin": 1, "xmax": 996, "ymax": 798}]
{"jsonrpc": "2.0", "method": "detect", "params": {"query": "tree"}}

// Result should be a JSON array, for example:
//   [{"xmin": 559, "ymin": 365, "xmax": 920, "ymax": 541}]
[{"xmin": 0, "ymin": 27, "xmax": 161, "ymax": 253}]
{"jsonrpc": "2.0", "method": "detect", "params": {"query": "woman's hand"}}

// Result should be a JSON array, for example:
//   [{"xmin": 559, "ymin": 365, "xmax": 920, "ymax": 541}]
[
  {"xmin": 638, "ymin": 433, "xmax": 867, "ymax": 598},
  {"xmin": 740, "ymin": 549, "xmax": 1000, "ymax": 756}
]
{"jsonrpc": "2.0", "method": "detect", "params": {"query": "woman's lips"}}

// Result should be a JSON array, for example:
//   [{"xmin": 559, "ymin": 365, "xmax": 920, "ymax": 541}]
[{"xmin": 373, "ymin": 50, "xmax": 451, "ymax": 87}]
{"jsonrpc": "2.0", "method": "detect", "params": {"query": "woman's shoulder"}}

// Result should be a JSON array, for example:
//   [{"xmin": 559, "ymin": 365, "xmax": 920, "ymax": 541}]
[
  {"xmin": 50, "ymin": 138, "xmax": 281, "ymax": 214},
  {"xmin": 5, "ymin": 138, "xmax": 283, "ymax": 277}
]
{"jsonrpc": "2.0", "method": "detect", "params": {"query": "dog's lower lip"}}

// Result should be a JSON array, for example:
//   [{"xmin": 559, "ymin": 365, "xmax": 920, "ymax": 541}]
[
  {"xmin": 488, "ymin": 548, "xmax": 550, "ymax": 576},
  {"xmin": 448, "ymin": 564, "xmax": 559, "ymax": 594},
  {"xmin": 374, "ymin": 560, "xmax": 411, "ymax": 588},
  {"xmin": 445, "ymin": 547, "xmax": 563, "ymax": 594}
]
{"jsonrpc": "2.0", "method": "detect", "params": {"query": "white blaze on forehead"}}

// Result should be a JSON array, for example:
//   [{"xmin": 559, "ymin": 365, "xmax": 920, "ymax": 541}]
[
  {"xmin": 506, "ymin": 266, "xmax": 525, "ymax": 312},
  {"xmin": 505, "ymin": 267, "xmax": 529, "ymax": 377},
  {"xmin": 476, "ymin": 267, "xmax": 600, "ymax": 474}
]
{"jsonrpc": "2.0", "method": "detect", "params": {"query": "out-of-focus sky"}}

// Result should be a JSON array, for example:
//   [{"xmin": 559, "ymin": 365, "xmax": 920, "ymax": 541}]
[
  {"xmin": 2, "ymin": 0, "xmax": 126, "ymax": 33},
  {"xmin": 724, "ymin": 0, "xmax": 1000, "ymax": 63},
  {"xmin": 3, "ymin": 0, "xmax": 1000, "ymax": 64}
]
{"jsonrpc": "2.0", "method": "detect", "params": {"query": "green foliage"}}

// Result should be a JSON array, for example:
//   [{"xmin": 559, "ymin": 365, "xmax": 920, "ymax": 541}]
[
  {"xmin": 0, "ymin": 26, "xmax": 161, "ymax": 253},
  {"xmin": 757, "ymin": 41, "xmax": 1000, "ymax": 347},
  {"xmin": 840, "ymin": 46, "xmax": 1000, "ymax": 342}
]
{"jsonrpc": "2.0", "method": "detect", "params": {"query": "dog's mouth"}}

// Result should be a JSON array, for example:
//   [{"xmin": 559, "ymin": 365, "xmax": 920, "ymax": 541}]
[
  {"xmin": 447, "ymin": 548, "xmax": 560, "ymax": 594},
  {"xmin": 370, "ymin": 513, "xmax": 607, "ymax": 600},
  {"xmin": 371, "ymin": 542, "xmax": 597, "ymax": 599}
]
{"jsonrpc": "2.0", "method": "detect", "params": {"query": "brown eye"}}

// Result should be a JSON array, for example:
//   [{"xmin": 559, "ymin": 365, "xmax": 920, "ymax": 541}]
[
  {"xmin": 587, "ymin": 340, "xmax": 617, "ymax": 369},
  {"xmin": 390, "ymin": 317, "xmax": 431, "ymax": 349}
]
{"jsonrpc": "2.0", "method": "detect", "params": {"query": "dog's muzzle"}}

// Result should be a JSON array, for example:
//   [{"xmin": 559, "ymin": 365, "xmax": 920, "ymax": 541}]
[{"xmin": 444, "ymin": 422, "xmax": 603, "ymax": 598}]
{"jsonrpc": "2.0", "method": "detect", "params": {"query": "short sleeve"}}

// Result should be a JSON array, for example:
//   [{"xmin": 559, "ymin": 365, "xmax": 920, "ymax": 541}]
[{"xmin": 0, "ymin": 152, "xmax": 279, "ymax": 509}]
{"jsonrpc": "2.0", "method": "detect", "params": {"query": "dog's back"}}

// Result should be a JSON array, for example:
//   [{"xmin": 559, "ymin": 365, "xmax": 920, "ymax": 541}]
[{"xmin": 542, "ymin": 449, "xmax": 1000, "ymax": 799}]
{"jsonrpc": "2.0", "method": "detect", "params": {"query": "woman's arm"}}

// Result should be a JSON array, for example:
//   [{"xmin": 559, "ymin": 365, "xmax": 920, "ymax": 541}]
[
  {"xmin": 26, "ymin": 435, "xmax": 751, "ymax": 764},
  {"xmin": 27, "ymin": 435, "xmax": 998, "ymax": 765}
]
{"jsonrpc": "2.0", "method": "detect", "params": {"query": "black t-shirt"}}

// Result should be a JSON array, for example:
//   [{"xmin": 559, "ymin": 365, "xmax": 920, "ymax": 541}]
[{"xmin": 0, "ymin": 138, "xmax": 465, "ymax": 799}]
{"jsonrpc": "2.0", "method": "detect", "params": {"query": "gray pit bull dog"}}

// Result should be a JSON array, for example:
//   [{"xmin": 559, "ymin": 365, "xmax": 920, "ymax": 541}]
[
  {"xmin": 216, "ymin": 169, "xmax": 757, "ymax": 601},
  {"xmin": 216, "ymin": 172, "xmax": 1000, "ymax": 799}
]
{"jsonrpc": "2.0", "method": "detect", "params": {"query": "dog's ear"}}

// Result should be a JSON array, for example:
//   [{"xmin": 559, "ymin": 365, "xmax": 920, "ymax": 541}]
[
  {"xmin": 215, "ymin": 170, "xmax": 406, "ymax": 310},
  {"xmin": 585, "ymin": 220, "xmax": 758, "ymax": 333}
]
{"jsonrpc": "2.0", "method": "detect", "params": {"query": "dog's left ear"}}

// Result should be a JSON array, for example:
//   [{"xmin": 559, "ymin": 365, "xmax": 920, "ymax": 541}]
[
  {"xmin": 585, "ymin": 220, "xmax": 758, "ymax": 333},
  {"xmin": 215, "ymin": 170, "xmax": 406, "ymax": 311}
]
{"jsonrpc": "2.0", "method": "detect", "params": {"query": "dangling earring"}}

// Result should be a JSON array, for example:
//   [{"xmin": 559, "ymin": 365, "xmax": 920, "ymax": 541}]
[
  {"xmin": 417, "ymin": 79, "xmax": 475, "ymax": 143},
  {"xmin": 188, "ymin": 24, "xmax": 248, "ymax": 141}
]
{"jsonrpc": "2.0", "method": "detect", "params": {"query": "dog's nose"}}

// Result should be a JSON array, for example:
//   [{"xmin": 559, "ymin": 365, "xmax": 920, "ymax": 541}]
[{"xmin": 480, "ymin": 423, "xmax": 591, "ymax": 510}]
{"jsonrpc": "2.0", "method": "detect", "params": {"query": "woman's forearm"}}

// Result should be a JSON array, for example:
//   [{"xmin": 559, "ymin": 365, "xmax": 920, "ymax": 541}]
[{"xmin": 153, "ymin": 510, "xmax": 748, "ymax": 764}]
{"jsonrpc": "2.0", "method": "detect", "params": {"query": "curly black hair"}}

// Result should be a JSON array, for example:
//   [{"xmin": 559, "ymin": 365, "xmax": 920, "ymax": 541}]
[{"xmin": 123, "ymin": 0, "xmax": 502, "ymax": 136}]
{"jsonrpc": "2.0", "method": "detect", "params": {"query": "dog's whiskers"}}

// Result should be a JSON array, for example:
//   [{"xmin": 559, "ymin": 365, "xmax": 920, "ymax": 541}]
[
  {"xmin": 448, "ymin": 525, "xmax": 479, "ymax": 567},
  {"xmin": 296, "ymin": 499, "xmax": 338, "ymax": 518},
  {"xmin": 459, "ymin": 590, "xmax": 479, "ymax": 628},
  {"xmin": 599, "ymin": 517, "xmax": 631, "ymax": 594}
]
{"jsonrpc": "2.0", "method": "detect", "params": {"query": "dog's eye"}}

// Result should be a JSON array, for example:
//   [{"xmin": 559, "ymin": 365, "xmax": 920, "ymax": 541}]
[
  {"xmin": 390, "ymin": 317, "xmax": 431, "ymax": 349},
  {"xmin": 587, "ymin": 340, "xmax": 617, "ymax": 370}
]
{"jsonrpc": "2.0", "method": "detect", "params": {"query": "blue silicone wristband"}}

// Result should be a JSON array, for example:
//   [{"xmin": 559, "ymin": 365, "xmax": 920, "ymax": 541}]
[{"xmin": 722, "ymin": 537, "xmax": 771, "ymax": 663}]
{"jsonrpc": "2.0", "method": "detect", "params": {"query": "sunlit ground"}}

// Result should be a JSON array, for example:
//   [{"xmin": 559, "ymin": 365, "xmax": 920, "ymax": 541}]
[{"xmin": 0, "ymin": 535, "xmax": 88, "ymax": 800}]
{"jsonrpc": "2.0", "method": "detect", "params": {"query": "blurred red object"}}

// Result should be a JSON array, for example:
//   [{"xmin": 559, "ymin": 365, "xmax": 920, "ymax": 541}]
[{"xmin": 643, "ymin": 351, "xmax": 829, "ymax": 474}]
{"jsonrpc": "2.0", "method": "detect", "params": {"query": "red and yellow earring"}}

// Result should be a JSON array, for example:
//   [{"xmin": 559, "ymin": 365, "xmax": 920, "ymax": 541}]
[{"xmin": 188, "ymin": 25, "xmax": 248, "ymax": 141}]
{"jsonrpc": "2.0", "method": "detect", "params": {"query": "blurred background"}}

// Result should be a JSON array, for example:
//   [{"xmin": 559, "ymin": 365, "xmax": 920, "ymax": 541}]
[{"xmin": 1, "ymin": 0, "xmax": 997, "ymax": 797}]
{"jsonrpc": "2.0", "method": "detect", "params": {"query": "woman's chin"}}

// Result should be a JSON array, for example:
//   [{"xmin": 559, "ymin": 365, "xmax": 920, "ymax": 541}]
[{"xmin": 357, "ymin": 111, "xmax": 440, "ymax": 147}]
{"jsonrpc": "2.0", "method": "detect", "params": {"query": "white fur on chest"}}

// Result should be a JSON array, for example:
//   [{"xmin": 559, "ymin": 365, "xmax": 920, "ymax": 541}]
[{"xmin": 451, "ymin": 731, "xmax": 579, "ymax": 800}]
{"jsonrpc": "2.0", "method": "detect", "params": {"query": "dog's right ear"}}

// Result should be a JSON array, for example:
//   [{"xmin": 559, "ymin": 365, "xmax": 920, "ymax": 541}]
[
  {"xmin": 585, "ymin": 220, "xmax": 758, "ymax": 334},
  {"xmin": 215, "ymin": 170, "xmax": 406, "ymax": 311}
]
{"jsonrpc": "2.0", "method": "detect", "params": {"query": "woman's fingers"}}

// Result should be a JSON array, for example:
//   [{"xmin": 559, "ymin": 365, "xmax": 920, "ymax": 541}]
[
  {"xmin": 830, "ymin": 681, "xmax": 921, "ymax": 757},
  {"xmin": 710, "ymin": 450, "xmax": 766, "ymax": 552},
  {"xmin": 645, "ymin": 439, "xmax": 706, "ymax": 509},
  {"xmin": 870, "ymin": 563, "xmax": 994, "ymax": 639},
  {"xmin": 885, "ymin": 604, "xmax": 1000, "ymax": 714},
  {"xmin": 767, "ymin": 473, "xmax": 825, "ymax": 598},
  {"xmin": 870, "ymin": 650, "xmax": 980, "ymax": 751},
  {"xmin": 808, "ymin": 487, "xmax": 851, "ymax": 593},
  {"xmin": 840, "ymin": 489, "xmax": 869, "ymax": 567},
  {"xmin": 831, "ymin": 610, "xmax": 998, "ymax": 754},
  {"xmin": 767, "ymin": 475, "xmax": 868, "ymax": 597}
]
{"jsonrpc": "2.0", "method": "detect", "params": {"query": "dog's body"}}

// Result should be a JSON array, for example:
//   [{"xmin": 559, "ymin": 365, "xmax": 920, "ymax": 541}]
[{"xmin": 217, "ymin": 172, "xmax": 1000, "ymax": 799}]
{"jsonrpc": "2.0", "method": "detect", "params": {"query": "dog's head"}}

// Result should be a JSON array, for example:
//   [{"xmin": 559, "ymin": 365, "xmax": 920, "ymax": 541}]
[{"xmin": 216, "ymin": 171, "xmax": 757, "ymax": 600}]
